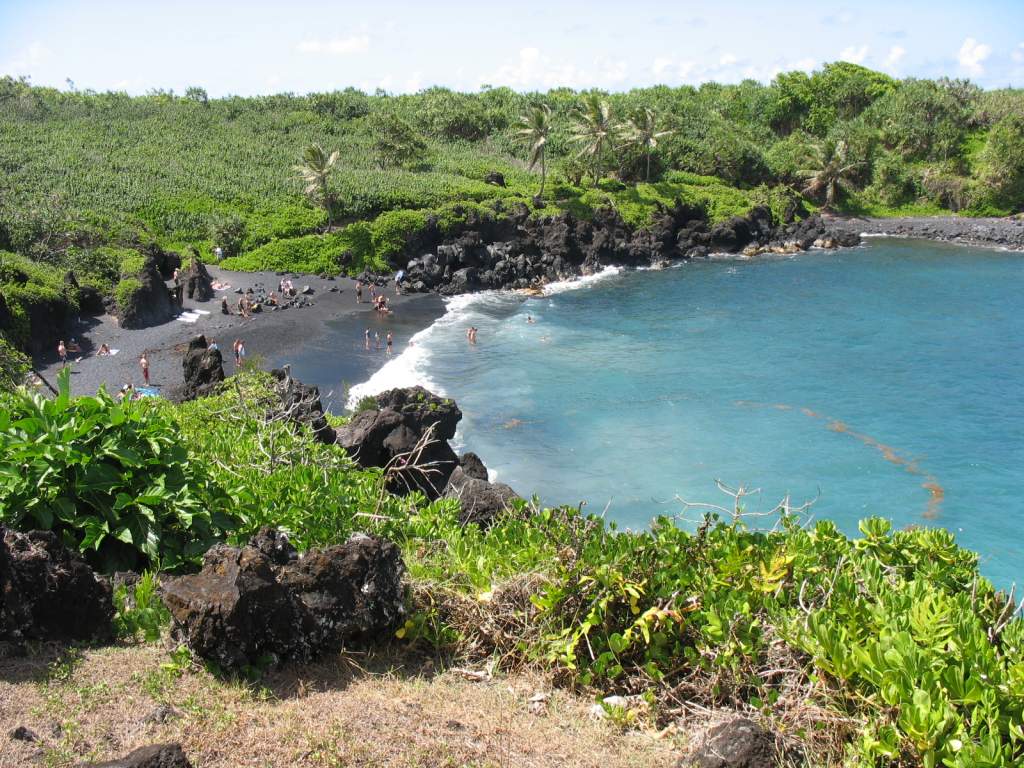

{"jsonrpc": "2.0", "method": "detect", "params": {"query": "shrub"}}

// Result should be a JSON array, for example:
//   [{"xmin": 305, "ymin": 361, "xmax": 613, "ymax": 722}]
[
  {"xmin": 114, "ymin": 277, "xmax": 143, "ymax": 312},
  {"xmin": 370, "ymin": 208, "xmax": 429, "ymax": 261},
  {"xmin": 978, "ymin": 115, "xmax": 1024, "ymax": 210},
  {"xmin": 210, "ymin": 212, "xmax": 247, "ymax": 257},
  {"xmin": 369, "ymin": 110, "xmax": 428, "ymax": 169},
  {"xmin": 0, "ymin": 369, "xmax": 238, "ymax": 571}
]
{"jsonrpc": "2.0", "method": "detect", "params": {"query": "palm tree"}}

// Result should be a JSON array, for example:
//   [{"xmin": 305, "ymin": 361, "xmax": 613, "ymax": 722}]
[
  {"xmin": 622, "ymin": 107, "xmax": 673, "ymax": 182},
  {"xmin": 517, "ymin": 104, "xmax": 552, "ymax": 198},
  {"xmin": 570, "ymin": 94, "xmax": 616, "ymax": 184},
  {"xmin": 799, "ymin": 140, "xmax": 862, "ymax": 210},
  {"xmin": 294, "ymin": 144, "xmax": 339, "ymax": 226}
]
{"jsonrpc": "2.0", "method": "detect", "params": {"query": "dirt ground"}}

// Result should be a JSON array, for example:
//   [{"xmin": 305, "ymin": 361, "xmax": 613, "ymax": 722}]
[{"xmin": 0, "ymin": 643, "xmax": 683, "ymax": 767}]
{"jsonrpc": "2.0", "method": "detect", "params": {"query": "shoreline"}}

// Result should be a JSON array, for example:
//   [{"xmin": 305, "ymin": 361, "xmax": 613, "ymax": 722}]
[
  {"xmin": 33, "ymin": 216, "xmax": 1023, "ymax": 402},
  {"xmin": 824, "ymin": 213, "xmax": 1024, "ymax": 251},
  {"xmin": 32, "ymin": 266, "xmax": 446, "ymax": 402}
]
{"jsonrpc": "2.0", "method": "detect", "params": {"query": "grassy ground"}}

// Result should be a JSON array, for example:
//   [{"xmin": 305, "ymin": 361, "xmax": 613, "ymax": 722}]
[{"xmin": 0, "ymin": 642, "xmax": 681, "ymax": 768}]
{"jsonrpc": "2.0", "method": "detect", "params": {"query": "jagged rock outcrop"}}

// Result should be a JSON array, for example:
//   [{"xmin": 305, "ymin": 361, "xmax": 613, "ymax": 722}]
[
  {"xmin": 160, "ymin": 532, "xmax": 404, "ymax": 671},
  {"xmin": 269, "ymin": 366, "xmax": 336, "ymax": 444},
  {"xmin": 80, "ymin": 742, "xmax": 194, "ymax": 768},
  {"xmin": 457, "ymin": 452, "xmax": 489, "ymax": 481},
  {"xmin": 445, "ymin": 465, "xmax": 521, "ymax": 527},
  {"xmin": 401, "ymin": 203, "xmax": 787, "ymax": 295},
  {"xmin": 180, "ymin": 335, "xmax": 224, "ymax": 400},
  {"xmin": 179, "ymin": 255, "xmax": 214, "ymax": 301},
  {"xmin": 336, "ymin": 387, "xmax": 461, "ymax": 498},
  {"xmin": 118, "ymin": 257, "xmax": 176, "ymax": 329},
  {"xmin": 0, "ymin": 527, "xmax": 114, "ymax": 643},
  {"xmin": 682, "ymin": 717, "xmax": 778, "ymax": 768}
]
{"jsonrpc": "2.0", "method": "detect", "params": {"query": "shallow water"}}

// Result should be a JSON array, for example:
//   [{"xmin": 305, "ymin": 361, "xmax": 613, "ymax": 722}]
[{"xmin": 349, "ymin": 239, "xmax": 1024, "ymax": 587}]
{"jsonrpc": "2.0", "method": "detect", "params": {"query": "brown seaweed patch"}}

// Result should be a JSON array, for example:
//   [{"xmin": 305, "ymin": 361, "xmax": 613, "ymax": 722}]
[
  {"xmin": 922, "ymin": 481, "xmax": 945, "ymax": 519},
  {"xmin": 801, "ymin": 407, "xmax": 822, "ymax": 418}
]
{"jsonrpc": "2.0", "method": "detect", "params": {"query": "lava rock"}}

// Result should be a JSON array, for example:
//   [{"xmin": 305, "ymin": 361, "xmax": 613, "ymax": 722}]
[
  {"xmin": 81, "ymin": 742, "xmax": 194, "ymax": 768},
  {"xmin": 484, "ymin": 171, "xmax": 506, "ymax": 187},
  {"xmin": 0, "ymin": 527, "xmax": 113, "ymax": 643},
  {"xmin": 276, "ymin": 533, "xmax": 405, "ymax": 649},
  {"xmin": 269, "ymin": 367, "xmax": 336, "ymax": 444},
  {"xmin": 10, "ymin": 725, "xmax": 38, "ymax": 742},
  {"xmin": 161, "ymin": 543, "xmax": 308, "ymax": 670},
  {"xmin": 336, "ymin": 387, "xmax": 463, "ymax": 498},
  {"xmin": 179, "ymin": 255, "xmax": 214, "ymax": 301},
  {"xmin": 249, "ymin": 526, "xmax": 298, "ymax": 566},
  {"xmin": 161, "ymin": 533, "xmax": 404, "ymax": 671},
  {"xmin": 374, "ymin": 386, "xmax": 462, "ymax": 442},
  {"xmin": 118, "ymin": 257, "xmax": 177, "ymax": 329},
  {"xmin": 458, "ymin": 452, "xmax": 489, "ymax": 481},
  {"xmin": 683, "ymin": 717, "xmax": 777, "ymax": 768},
  {"xmin": 445, "ymin": 467, "xmax": 521, "ymax": 526},
  {"xmin": 180, "ymin": 335, "xmax": 225, "ymax": 400}
]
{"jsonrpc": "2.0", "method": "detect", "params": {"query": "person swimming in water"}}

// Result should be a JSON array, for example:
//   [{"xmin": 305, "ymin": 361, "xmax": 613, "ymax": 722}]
[
  {"xmin": 526, "ymin": 315, "xmax": 536, "ymax": 324},
  {"xmin": 386, "ymin": 331, "xmax": 393, "ymax": 355}
]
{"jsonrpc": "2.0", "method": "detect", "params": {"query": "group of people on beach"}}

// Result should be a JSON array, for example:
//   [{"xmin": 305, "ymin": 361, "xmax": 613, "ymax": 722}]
[{"xmin": 364, "ymin": 329, "xmax": 394, "ymax": 355}]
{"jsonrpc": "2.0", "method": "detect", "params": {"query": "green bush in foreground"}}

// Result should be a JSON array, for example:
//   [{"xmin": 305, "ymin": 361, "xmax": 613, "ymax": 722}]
[{"xmin": 0, "ymin": 369, "xmax": 238, "ymax": 570}]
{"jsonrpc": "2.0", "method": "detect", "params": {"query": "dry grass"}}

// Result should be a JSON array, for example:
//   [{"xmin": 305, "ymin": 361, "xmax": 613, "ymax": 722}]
[{"xmin": 0, "ymin": 642, "xmax": 682, "ymax": 768}]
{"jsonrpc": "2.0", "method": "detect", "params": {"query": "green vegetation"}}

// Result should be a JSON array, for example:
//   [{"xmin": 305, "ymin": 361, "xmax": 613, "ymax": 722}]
[
  {"xmin": 0, "ymin": 369, "xmax": 238, "ymax": 571},
  {"xmin": 1, "ymin": 65, "xmax": 1020, "ymax": 325},
  {"xmin": 2, "ymin": 369, "xmax": 1022, "ymax": 766}
]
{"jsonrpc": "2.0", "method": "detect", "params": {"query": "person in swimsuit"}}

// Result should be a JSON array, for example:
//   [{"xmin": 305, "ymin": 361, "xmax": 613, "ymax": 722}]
[{"xmin": 386, "ymin": 331, "xmax": 393, "ymax": 355}]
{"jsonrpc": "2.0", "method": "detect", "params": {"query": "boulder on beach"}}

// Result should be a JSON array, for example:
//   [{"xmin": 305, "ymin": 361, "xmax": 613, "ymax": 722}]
[
  {"xmin": 118, "ymin": 258, "xmax": 177, "ymax": 329},
  {"xmin": 181, "ymin": 335, "xmax": 225, "ymax": 400},
  {"xmin": 0, "ymin": 526, "xmax": 114, "ymax": 643},
  {"xmin": 180, "ymin": 255, "xmax": 214, "ymax": 301},
  {"xmin": 160, "ymin": 532, "xmax": 404, "ymax": 671}
]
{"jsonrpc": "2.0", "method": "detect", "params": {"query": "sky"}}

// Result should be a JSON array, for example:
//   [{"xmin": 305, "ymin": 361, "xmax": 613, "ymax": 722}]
[{"xmin": 2, "ymin": 0, "xmax": 1023, "ymax": 96}]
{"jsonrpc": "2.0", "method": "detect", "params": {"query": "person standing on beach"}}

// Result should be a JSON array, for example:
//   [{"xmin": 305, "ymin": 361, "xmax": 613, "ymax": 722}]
[
  {"xmin": 386, "ymin": 331, "xmax": 393, "ymax": 355},
  {"xmin": 356, "ymin": 282, "xmax": 363, "ymax": 303},
  {"xmin": 237, "ymin": 340, "xmax": 247, "ymax": 367},
  {"xmin": 57, "ymin": 340, "xmax": 67, "ymax": 365},
  {"xmin": 139, "ymin": 354, "xmax": 150, "ymax": 385},
  {"xmin": 233, "ymin": 339, "xmax": 241, "ymax": 366}
]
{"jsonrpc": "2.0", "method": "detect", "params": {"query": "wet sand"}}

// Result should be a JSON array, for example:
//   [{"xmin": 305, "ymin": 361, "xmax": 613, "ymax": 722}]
[{"xmin": 33, "ymin": 267, "xmax": 446, "ymax": 405}]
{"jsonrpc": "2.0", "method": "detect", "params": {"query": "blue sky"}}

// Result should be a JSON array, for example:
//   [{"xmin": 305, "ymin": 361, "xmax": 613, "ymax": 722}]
[{"xmin": 2, "ymin": 0, "xmax": 1023, "ymax": 95}]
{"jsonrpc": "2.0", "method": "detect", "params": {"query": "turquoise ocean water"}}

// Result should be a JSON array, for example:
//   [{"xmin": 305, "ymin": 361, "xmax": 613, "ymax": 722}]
[{"xmin": 346, "ymin": 238, "xmax": 1024, "ymax": 587}]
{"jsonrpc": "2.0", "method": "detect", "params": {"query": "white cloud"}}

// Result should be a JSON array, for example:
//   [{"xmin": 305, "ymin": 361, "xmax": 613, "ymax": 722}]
[
  {"xmin": 957, "ymin": 37, "xmax": 991, "ymax": 76},
  {"xmin": 839, "ymin": 45, "xmax": 869, "ymax": 64},
  {"xmin": 1012, "ymin": 43, "xmax": 1024, "ymax": 64},
  {"xmin": 482, "ymin": 47, "xmax": 628, "ymax": 90},
  {"xmin": 886, "ymin": 45, "xmax": 906, "ymax": 67},
  {"xmin": 404, "ymin": 71, "xmax": 423, "ymax": 93},
  {"xmin": 2, "ymin": 42, "xmax": 50, "ymax": 76},
  {"xmin": 719, "ymin": 53, "xmax": 737, "ymax": 67},
  {"xmin": 296, "ymin": 35, "xmax": 370, "ymax": 55},
  {"xmin": 652, "ymin": 57, "xmax": 674, "ymax": 78}
]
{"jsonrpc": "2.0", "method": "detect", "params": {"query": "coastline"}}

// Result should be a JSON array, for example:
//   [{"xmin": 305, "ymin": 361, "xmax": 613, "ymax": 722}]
[
  {"xmin": 33, "ymin": 266, "xmax": 446, "ymax": 401},
  {"xmin": 824, "ymin": 213, "xmax": 1024, "ymax": 251},
  {"xmin": 34, "ymin": 214, "xmax": 1023, "ymax": 403}
]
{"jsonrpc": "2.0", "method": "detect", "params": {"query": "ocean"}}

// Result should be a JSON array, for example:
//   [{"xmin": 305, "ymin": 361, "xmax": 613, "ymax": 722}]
[{"xmin": 346, "ymin": 238, "xmax": 1024, "ymax": 587}]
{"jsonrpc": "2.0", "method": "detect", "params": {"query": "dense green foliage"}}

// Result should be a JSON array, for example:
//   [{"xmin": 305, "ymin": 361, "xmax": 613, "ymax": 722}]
[
  {"xmin": 2, "ymin": 370, "xmax": 1020, "ymax": 765},
  {"xmin": 1, "ymin": 64, "xmax": 1020, "ymax": 308},
  {"xmin": 0, "ymin": 250, "xmax": 78, "ymax": 350},
  {"xmin": 0, "ymin": 369, "xmax": 237, "ymax": 570}
]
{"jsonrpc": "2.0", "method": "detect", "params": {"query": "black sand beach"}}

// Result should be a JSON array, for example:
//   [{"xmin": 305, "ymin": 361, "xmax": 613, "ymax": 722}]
[{"xmin": 33, "ymin": 267, "xmax": 446, "ymax": 404}]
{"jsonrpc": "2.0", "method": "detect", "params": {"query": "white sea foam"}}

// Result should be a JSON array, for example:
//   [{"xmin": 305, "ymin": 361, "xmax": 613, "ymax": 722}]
[
  {"xmin": 346, "ymin": 266, "xmax": 622, "ymax": 410},
  {"xmin": 541, "ymin": 265, "xmax": 622, "ymax": 294},
  {"xmin": 345, "ymin": 289, "xmax": 512, "ymax": 409}
]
